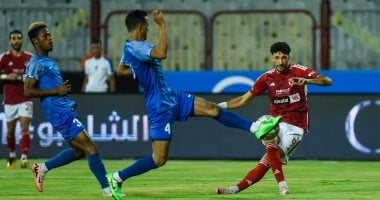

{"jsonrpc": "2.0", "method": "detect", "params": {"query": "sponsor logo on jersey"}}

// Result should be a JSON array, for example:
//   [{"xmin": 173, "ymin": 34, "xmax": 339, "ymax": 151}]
[
  {"xmin": 273, "ymin": 93, "xmax": 301, "ymax": 105},
  {"xmin": 275, "ymin": 88, "xmax": 290, "ymax": 94},
  {"xmin": 273, "ymin": 97, "xmax": 290, "ymax": 105}
]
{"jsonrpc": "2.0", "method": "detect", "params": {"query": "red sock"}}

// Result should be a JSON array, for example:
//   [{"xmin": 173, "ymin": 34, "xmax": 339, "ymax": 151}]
[
  {"xmin": 266, "ymin": 144, "xmax": 285, "ymax": 183},
  {"xmin": 237, "ymin": 160, "xmax": 270, "ymax": 191},
  {"xmin": 20, "ymin": 132, "xmax": 31, "ymax": 155},
  {"xmin": 7, "ymin": 135, "xmax": 16, "ymax": 153}
]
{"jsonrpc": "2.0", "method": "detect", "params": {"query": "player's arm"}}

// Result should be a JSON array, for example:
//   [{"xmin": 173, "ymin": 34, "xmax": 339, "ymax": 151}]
[
  {"xmin": 108, "ymin": 74, "xmax": 116, "ymax": 93},
  {"xmin": 218, "ymin": 91, "xmax": 255, "ymax": 109},
  {"xmin": 116, "ymin": 63, "xmax": 131, "ymax": 77},
  {"xmin": 24, "ymin": 78, "xmax": 71, "ymax": 98},
  {"xmin": 290, "ymin": 74, "xmax": 333, "ymax": 86},
  {"xmin": 150, "ymin": 10, "xmax": 167, "ymax": 60},
  {"xmin": 81, "ymin": 74, "xmax": 88, "ymax": 92},
  {"xmin": 0, "ymin": 72, "xmax": 20, "ymax": 81}
]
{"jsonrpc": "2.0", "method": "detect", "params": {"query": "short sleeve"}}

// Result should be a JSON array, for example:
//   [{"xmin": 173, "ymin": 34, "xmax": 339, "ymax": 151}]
[
  {"xmin": 305, "ymin": 68, "xmax": 319, "ymax": 79},
  {"xmin": 294, "ymin": 64, "xmax": 320, "ymax": 79},
  {"xmin": 132, "ymin": 42, "xmax": 154, "ymax": 61},
  {"xmin": 120, "ymin": 41, "xmax": 155, "ymax": 66},
  {"xmin": 250, "ymin": 74, "xmax": 267, "ymax": 96},
  {"xmin": 105, "ymin": 57, "xmax": 114, "ymax": 75},
  {"xmin": 0, "ymin": 53, "xmax": 6, "ymax": 69},
  {"xmin": 25, "ymin": 60, "xmax": 43, "ymax": 80},
  {"xmin": 84, "ymin": 59, "xmax": 90, "ymax": 74}
]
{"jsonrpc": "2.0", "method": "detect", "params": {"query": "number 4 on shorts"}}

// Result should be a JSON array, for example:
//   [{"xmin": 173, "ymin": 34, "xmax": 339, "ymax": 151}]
[{"xmin": 165, "ymin": 123, "xmax": 171, "ymax": 134}]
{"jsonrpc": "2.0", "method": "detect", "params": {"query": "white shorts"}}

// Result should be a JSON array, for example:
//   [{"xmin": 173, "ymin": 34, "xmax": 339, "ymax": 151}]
[
  {"xmin": 4, "ymin": 101, "xmax": 33, "ymax": 122},
  {"xmin": 277, "ymin": 122, "xmax": 304, "ymax": 164}
]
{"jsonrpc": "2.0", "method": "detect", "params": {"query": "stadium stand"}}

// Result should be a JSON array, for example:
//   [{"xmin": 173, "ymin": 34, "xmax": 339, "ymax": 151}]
[{"xmin": 0, "ymin": 0, "xmax": 379, "ymax": 71}]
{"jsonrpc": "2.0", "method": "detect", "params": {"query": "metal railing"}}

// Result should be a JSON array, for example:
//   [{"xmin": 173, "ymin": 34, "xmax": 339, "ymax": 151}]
[
  {"xmin": 101, "ymin": 9, "xmax": 317, "ymax": 71},
  {"xmin": 101, "ymin": 10, "xmax": 208, "ymax": 71},
  {"xmin": 332, "ymin": 9, "xmax": 380, "ymax": 69},
  {"xmin": 210, "ymin": 10, "xmax": 317, "ymax": 70}
]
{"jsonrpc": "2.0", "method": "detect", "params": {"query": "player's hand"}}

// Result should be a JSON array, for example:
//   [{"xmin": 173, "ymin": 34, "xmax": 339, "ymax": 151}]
[
  {"xmin": 57, "ymin": 80, "xmax": 71, "ymax": 95},
  {"xmin": 152, "ymin": 10, "xmax": 166, "ymax": 27},
  {"xmin": 7, "ymin": 73, "xmax": 18, "ymax": 81},
  {"xmin": 289, "ymin": 77, "xmax": 308, "ymax": 86}
]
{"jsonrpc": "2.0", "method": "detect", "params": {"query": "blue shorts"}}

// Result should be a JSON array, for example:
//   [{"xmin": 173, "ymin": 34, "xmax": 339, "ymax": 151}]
[
  {"xmin": 48, "ymin": 109, "xmax": 85, "ymax": 142},
  {"xmin": 149, "ymin": 91, "xmax": 194, "ymax": 140}
]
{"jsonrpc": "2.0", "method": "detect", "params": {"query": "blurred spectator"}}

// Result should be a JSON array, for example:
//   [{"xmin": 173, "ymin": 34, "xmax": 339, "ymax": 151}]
[
  {"xmin": 0, "ymin": 30, "xmax": 33, "ymax": 169},
  {"xmin": 81, "ymin": 39, "xmax": 116, "ymax": 93}
]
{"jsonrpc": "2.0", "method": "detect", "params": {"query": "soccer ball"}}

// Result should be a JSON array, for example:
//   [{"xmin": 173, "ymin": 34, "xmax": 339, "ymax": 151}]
[{"xmin": 257, "ymin": 115, "xmax": 280, "ymax": 140}]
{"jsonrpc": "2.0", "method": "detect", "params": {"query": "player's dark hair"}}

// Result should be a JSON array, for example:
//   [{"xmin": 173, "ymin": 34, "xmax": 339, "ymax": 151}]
[
  {"xmin": 270, "ymin": 42, "xmax": 291, "ymax": 55},
  {"xmin": 125, "ymin": 10, "xmax": 148, "ymax": 32},
  {"xmin": 9, "ymin": 30, "xmax": 23, "ymax": 39},
  {"xmin": 27, "ymin": 22, "xmax": 47, "ymax": 44}
]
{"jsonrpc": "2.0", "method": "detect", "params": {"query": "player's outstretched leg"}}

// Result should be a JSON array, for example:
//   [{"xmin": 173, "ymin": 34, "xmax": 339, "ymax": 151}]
[
  {"xmin": 254, "ymin": 115, "xmax": 282, "ymax": 139},
  {"xmin": 32, "ymin": 163, "xmax": 47, "ymax": 192},
  {"xmin": 106, "ymin": 173, "xmax": 122, "ymax": 200}
]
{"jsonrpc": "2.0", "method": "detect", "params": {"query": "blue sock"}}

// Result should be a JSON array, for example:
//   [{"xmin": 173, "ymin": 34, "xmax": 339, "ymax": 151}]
[
  {"xmin": 118, "ymin": 156, "xmax": 157, "ymax": 181},
  {"xmin": 214, "ymin": 108, "xmax": 252, "ymax": 132},
  {"xmin": 87, "ymin": 154, "xmax": 108, "ymax": 189},
  {"xmin": 45, "ymin": 148, "xmax": 78, "ymax": 170}
]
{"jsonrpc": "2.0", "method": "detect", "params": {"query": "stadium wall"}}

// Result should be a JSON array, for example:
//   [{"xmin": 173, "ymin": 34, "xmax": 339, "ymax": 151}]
[{"xmin": 0, "ymin": 93, "xmax": 378, "ymax": 161}]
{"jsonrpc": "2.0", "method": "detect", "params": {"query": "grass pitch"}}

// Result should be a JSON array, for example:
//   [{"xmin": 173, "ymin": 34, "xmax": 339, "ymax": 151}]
[{"xmin": 0, "ymin": 159, "xmax": 379, "ymax": 199}]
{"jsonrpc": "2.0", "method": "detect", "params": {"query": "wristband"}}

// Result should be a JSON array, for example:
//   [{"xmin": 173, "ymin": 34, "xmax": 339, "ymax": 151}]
[
  {"xmin": 0, "ymin": 74, "xmax": 7, "ymax": 80},
  {"xmin": 218, "ymin": 102, "xmax": 227, "ymax": 109}
]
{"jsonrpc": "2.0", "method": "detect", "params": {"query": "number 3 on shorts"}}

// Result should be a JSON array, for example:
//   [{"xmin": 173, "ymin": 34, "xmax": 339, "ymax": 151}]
[
  {"xmin": 73, "ymin": 118, "xmax": 83, "ymax": 127},
  {"xmin": 165, "ymin": 123, "xmax": 171, "ymax": 135}
]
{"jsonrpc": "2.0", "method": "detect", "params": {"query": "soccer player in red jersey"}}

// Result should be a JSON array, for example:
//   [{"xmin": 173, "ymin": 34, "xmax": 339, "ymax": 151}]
[
  {"xmin": 215, "ymin": 42, "xmax": 333, "ymax": 195},
  {"xmin": 0, "ymin": 30, "xmax": 33, "ymax": 169}
]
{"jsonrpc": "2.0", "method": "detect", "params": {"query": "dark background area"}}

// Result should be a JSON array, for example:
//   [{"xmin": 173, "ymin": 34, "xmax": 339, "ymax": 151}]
[{"xmin": 0, "ymin": 94, "xmax": 378, "ymax": 161}]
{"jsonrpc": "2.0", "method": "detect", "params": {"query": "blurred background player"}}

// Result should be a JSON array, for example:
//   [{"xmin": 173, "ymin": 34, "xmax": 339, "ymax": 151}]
[
  {"xmin": 106, "ymin": 10, "xmax": 280, "ymax": 200},
  {"xmin": 24, "ymin": 21, "xmax": 112, "ymax": 196},
  {"xmin": 0, "ymin": 30, "xmax": 33, "ymax": 169},
  {"xmin": 214, "ymin": 42, "xmax": 333, "ymax": 195},
  {"xmin": 81, "ymin": 39, "xmax": 116, "ymax": 93}
]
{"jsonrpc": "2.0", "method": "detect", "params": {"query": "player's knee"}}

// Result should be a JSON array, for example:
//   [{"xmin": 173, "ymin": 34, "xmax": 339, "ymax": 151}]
[
  {"xmin": 155, "ymin": 159, "xmax": 167, "ymax": 167},
  {"xmin": 6, "ymin": 129, "xmax": 15, "ymax": 136},
  {"xmin": 80, "ymin": 143, "xmax": 98, "ymax": 155},
  {"xmin": 204, "ymin": 102, "xmax": 219, "ymax": 117},
  {"xmin": 263, "ymin": 136, "xmax": 279, "ymax": 145},
  {"xmin": 153, "ymin": 155, "xmax": 168, "ymax": 167},
  {"xmin": 72, "ymin": 147, "xmax": 86, "ymax": 158},
  {"xmin": 86, "ymin": 146, "xmax": 98, "ymax": 155}
]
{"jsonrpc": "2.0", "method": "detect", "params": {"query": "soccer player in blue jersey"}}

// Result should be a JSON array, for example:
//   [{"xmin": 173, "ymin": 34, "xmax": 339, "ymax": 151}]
[
  {"xmin": 24, "ymin": 21, "xmax": 112, "ymax": 196},
  {"xmin": 106, "ymin": 10, "xmax": 281, "ymax": 199}
]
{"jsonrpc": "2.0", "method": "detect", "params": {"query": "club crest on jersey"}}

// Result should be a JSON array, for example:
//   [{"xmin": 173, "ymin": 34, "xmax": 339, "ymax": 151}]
[{"xmin": 289, "ymin": 93, "xmax": 301, "ymax": 103}]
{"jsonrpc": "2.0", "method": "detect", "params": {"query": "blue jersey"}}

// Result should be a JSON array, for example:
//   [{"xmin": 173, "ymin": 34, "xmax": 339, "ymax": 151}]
[
  {"xmin": 120, "ymin": 40, "xmax": 177, "ymax": 119},
  {"xmin": 25, "ymin": 54, "xmax": 76, "ymax": 122}
]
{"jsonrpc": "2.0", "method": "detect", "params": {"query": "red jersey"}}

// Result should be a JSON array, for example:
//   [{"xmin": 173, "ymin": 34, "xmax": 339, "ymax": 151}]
[
  {"xmin": 250, "ymin": 64, "xmax": 319, "ymax": 132},
  {"xmin": 0, "ymin": 50, "xmax": 32, "ymax": 104}
]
